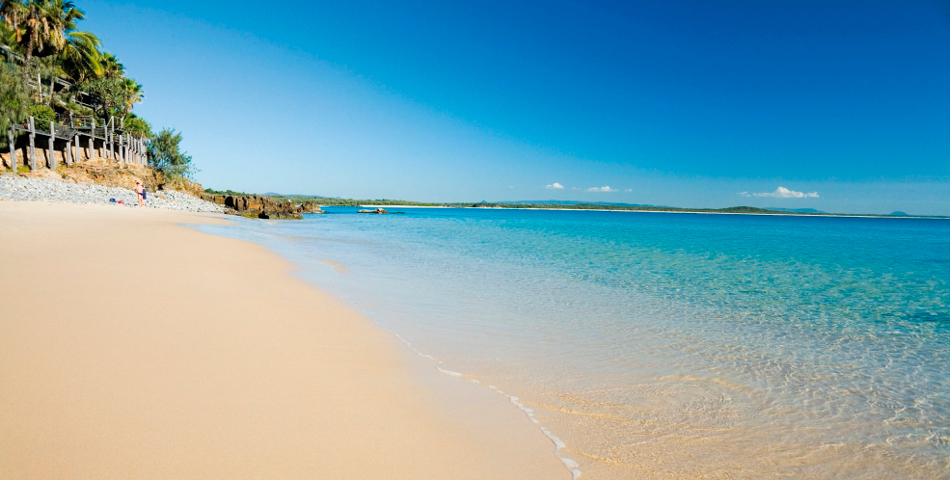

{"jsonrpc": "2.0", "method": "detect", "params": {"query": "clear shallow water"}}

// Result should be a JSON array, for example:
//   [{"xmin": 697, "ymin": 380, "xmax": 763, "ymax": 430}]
[{"xmin": 200, "ymin": 208, "xmax": 950, "ymax": 478}]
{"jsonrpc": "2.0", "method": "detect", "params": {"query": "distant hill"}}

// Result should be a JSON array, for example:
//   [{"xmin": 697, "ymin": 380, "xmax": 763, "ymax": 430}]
[
  {"xmin": 890, "ymin": 211, "xmax": 909, "ymax": 216},
  {"xmin": 765, "ymin": 207, "xmax": 825, "ymax": 213}
]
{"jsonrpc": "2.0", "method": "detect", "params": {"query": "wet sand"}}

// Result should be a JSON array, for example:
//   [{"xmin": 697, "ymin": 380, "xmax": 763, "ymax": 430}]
[{"xmin": 0, "ymin": 201, "xmax": 567, "ymax": 479}]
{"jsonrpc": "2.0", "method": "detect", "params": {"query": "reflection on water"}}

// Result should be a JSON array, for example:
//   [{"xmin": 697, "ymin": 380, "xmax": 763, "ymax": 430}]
[{"xmin": 198, "ymin": 208, "xmax": 950, "ymax": 478}]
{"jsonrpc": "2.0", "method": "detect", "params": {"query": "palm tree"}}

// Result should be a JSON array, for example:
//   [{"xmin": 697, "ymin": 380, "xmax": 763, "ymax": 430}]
[
  {"xmin": 98, "ymin": 51, "xmax": 122, "ymax": 78},
  {"xmin": 0, "ymin": 1, "xmax": 27, "ymax": 54},
  {"xmin": 57, "ymin": 26, "xmax": 100, "ymax": 80},
  {"xmin": 15, "ymin": 0, "xmax": 49, "ymax": 69},
  {"xmin": 0, "ymin": 0, "xmax": 100, "ymax": 80},
  {"xmin": 37, "ymin": 0, "xmax": 101, "ymax": 79},
  {"xmin": 121, "ymin": 76, "xmax": 142, "ymax": 116}
]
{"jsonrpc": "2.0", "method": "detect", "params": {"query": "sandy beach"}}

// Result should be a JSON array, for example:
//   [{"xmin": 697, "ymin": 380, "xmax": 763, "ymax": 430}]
[{"xmin": 0, "ymin": 201, "xmax": 567, "ymax": 479}]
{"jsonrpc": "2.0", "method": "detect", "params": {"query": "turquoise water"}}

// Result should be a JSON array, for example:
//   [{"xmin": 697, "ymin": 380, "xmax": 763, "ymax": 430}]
[{"xmin": 200, "ymin": 209, "xmax": 950, "ymax": 478}]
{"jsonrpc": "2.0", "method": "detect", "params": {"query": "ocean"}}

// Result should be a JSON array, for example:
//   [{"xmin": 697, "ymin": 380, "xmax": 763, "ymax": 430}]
[{"xmin": 198, "ymin": 208, "xmax": 950, "ymax": 478}]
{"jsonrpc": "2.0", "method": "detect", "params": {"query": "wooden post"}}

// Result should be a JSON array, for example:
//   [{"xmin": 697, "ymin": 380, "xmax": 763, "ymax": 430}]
[
  {"xmin": 73, "ymin": 132, "xmax": 79, "ymax": 163},
  {"xmin": 49, "ymin": 121, "xmax": 56, "ymax": 169},
  {"xmin": 7, "ymin": 128, "xmax": 16, "ymax": 172},
  {"xmin": 90, "ymin": 119, "xmax": 95, "ymax": 161},
  {"xmin": 65, "ymin": 130, "xmax": 72, "ymax": 165},
  {"xmin": 28, "ymin": 116, "xmax": 36, "ymax": 171},
  {"xmin": 108, "ymin": 117, "xmax": 114, "ymax": 160}
]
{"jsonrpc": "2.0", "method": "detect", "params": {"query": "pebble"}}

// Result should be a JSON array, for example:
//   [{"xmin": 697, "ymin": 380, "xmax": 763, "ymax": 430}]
[{"xmin": 0, "ymin": 175, "xmax": 226, "ymax": 213}]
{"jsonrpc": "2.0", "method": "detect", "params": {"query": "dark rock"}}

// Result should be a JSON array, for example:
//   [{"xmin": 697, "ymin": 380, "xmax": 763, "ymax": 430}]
[
  {"xmin": 259, "ymin": 210, "xmax": 303, "ymax": 220},
  {"xmin": 203, "ymin": 193, "xmax": 323, "ymax": 219},
  {"xmin": 298, "ymin": 201, "xmax": 325, "ymax": 213}
]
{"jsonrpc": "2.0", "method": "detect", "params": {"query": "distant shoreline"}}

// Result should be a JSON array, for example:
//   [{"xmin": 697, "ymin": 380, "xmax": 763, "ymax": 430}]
[
  {"xmin": 345, "ymin": 204, "xmax": 950, "ymax": 220},
  {"xmin": 205, "ymin": 190, "xmax": 948, "ymax": 219}
]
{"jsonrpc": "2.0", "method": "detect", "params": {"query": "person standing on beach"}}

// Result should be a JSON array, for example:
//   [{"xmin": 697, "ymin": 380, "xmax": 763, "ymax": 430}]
[{"xmin": 135, "ymin": 181, "xmax": 146, "ymax": 207}]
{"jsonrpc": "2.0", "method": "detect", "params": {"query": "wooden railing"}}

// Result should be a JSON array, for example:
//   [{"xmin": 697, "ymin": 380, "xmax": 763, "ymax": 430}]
[{"xmin": 6, "ymin": 116, "xmax": 148, "ymax": 171}]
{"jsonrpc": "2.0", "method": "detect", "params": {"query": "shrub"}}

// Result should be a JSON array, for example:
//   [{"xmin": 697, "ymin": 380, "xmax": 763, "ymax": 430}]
[
  {"xmin": 65, "ymin": 102, "xmax": 95, "ymax": 117},
  {"xmin": 27, "ymin": 104, "xmax": 57, "ymax": 130}
]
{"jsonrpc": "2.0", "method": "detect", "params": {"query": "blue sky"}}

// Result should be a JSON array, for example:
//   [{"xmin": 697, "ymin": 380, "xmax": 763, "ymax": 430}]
[{"xmin": 81, "ymin": 0, "xmax": 950, "ymax": 214}]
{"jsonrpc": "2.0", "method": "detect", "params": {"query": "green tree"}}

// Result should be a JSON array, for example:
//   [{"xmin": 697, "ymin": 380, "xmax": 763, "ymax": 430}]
[
  {"xmin": 148, "ymin": 128, "xmax": 196, "ymax": 185},
  {"xmin": 0, "ymin": 1, "xmax": 155, "ymax": 153},
  {"xmin": 0, "ymin": 58, "xmax": 29, "ymax": 147},
  {"xmin": 79, "ymin": 74, "xmax": 122, "ymax": 117}
]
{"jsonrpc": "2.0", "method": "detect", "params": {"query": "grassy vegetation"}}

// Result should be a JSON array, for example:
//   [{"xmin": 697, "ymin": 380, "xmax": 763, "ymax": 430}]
[{"xmin": 203, "ymin": 188, "xmax": 253, "ymax": 196}]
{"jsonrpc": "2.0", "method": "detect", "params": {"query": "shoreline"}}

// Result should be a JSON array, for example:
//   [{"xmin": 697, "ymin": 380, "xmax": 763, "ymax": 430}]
[{"xmin": 0, "ymin": 201, "xmax": 568, "ymax": 479}]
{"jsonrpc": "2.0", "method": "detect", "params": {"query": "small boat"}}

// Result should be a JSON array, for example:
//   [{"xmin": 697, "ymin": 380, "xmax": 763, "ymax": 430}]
[{"xmin": 358, "ymin": 207, "xmax": 389, "ymax": 214}]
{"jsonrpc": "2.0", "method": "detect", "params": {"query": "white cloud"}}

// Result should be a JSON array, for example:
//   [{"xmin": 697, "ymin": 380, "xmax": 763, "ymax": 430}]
[
  {"xmin": 740, "ymin": 187, "xmax": 819, "ymax": 199},
  {"xmin": 624, "ymin": 188, "xmax": 632, "ymax": 192},
  {"xmin": 587, "ymin": 186, "xmax": 617, "ymax": 192},
  {"xmin": 545, "ymin": 182, "xmax": 564, "ymax": 189}
]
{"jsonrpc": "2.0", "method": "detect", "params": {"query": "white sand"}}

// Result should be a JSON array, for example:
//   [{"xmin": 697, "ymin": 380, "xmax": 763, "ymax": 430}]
[{"xmin": 0, "ymin": 201, "xmax": 567, "ymax": 479}]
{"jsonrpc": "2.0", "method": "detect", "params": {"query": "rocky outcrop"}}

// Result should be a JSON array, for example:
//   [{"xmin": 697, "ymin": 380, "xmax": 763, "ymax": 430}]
[
  {"xmin": 201, "ymin": 193, "xmax": 324, "ymax": 219},
  {"xmin": 358, "ymin": 208, "xmax": 388, "ymax": 214}
]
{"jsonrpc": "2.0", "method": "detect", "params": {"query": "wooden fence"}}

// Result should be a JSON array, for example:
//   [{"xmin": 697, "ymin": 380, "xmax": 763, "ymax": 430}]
[{"xmin": 4, "ymin": 115, "xmax": 148, "ymax": 171}]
